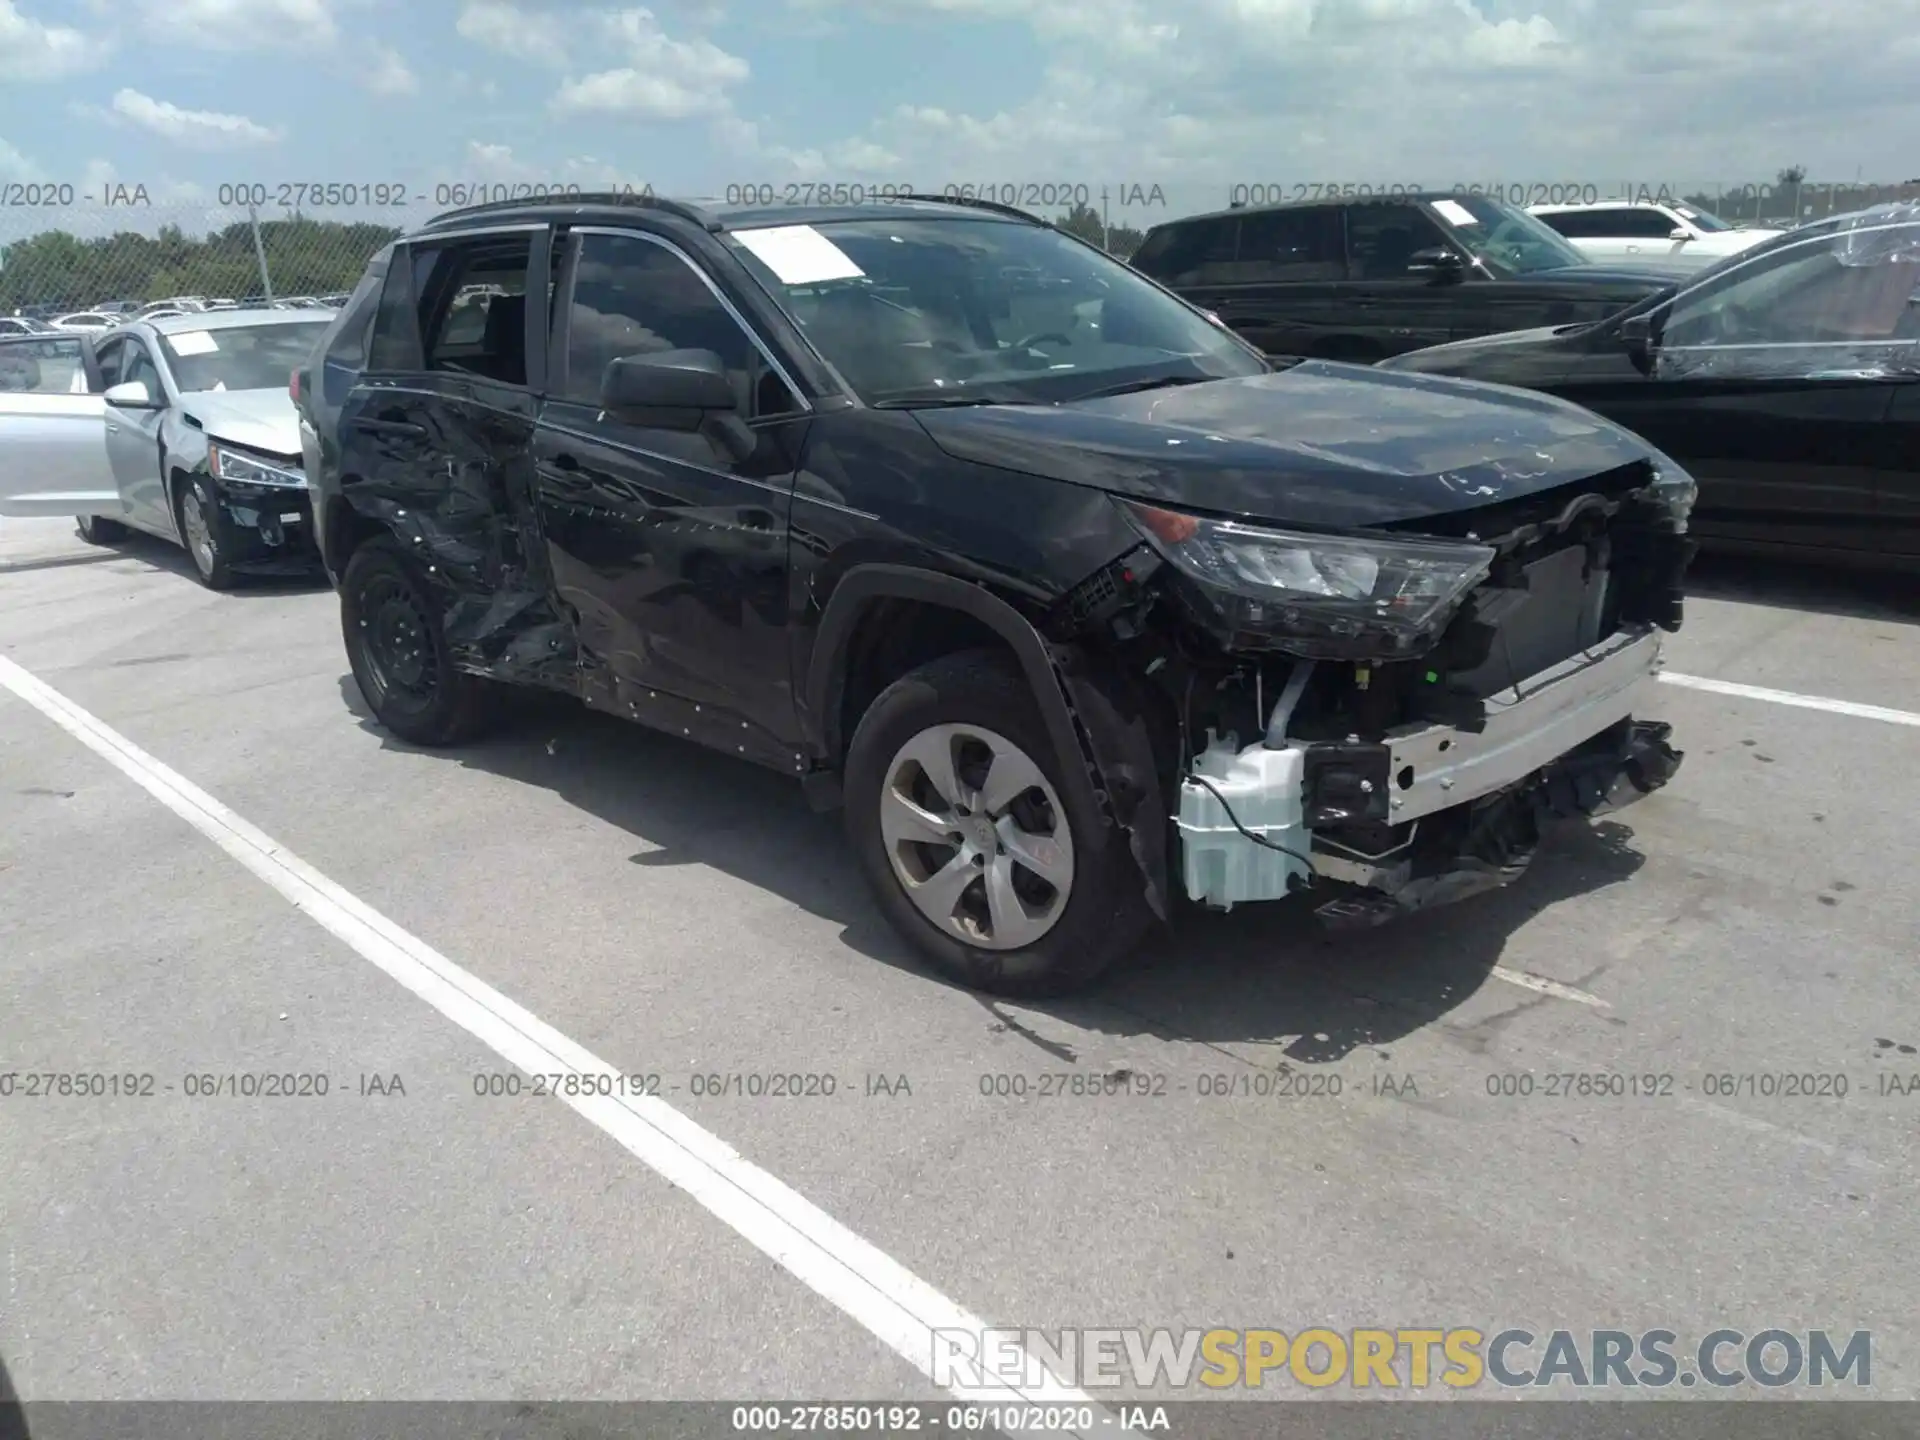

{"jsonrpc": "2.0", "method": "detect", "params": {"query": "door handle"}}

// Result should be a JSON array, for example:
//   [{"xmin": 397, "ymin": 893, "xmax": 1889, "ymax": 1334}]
[
  {"xmin": 105, "ymin": 423, "xmax": 120, "ymax": 433},
  {"xmin": 354, "ymin": 418, "xmax": 425, "ymax": 436},
  {"xmin": 550, "ymin": 452, "xmax": 580, "ymax": 471}
]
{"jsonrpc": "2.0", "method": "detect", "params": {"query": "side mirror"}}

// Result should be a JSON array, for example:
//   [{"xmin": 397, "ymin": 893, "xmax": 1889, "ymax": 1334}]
[
  {"xmin": 1407, "ymin": 247, "xmax": 1466, "ymax": 282},
  {"xmin": 601, "ymin": 348, "xmax": 737, "ymax": 419},
  {"xmin": 104, "ymin": 379, "xmax": 158, "ymax": 408},
  {"xmin": 1618, "ymin": 314, "xmax": 1656, "ymax": 374},
  {"xmin": 600, "ymin": 348, "xmax": 755, "ymax": 462},
  {"xmin": 1668, "ymin": 228, "xmax": 1693, "ymax": 243}
]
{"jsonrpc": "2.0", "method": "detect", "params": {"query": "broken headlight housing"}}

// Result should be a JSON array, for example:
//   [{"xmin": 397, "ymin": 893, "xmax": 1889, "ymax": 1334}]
[
  {"xmin": 1122, "ymin": 500, "xmax": 1496, "ymax": 659},
  {"xmin": 1645, "ymin": 454, "xmax": 1698, "ymax": 534},
  {"xmin": 209, "ymin": 442, "xmax": 306, "ymax": 489}
]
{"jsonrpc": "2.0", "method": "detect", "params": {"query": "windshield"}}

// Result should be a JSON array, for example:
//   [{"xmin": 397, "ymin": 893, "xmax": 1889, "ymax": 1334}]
[
  {"xmin": 1675, "ymin": 205, "xmax": 1733, "ymax": 233},
  {"xmin": 726, "ymin": 217, "xmax": 1267, "ymax": 405},
  {"xmin": 1430, "ymin": 194, "xmax": 1591, "ymax": 273},
  {"xmin": 157, "ymin": 320, "xmax": 332, "ymax": 393}
]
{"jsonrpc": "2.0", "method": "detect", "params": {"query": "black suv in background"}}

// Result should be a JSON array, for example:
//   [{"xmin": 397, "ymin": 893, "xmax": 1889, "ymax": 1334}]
[
  {"xmin": 297, "ymin": 193, "xmax": 1691, "ymax": 997},
  {"xmin": 1130, "ymin": 192, "xmax": 1688, "ymax": 361}
]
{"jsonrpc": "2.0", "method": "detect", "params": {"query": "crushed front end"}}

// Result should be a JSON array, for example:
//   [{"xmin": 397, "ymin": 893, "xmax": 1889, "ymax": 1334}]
[
  {"xmin": 1048, "ymin": 455, "xmax": 1696, "ymax": 927},
  {"xmin": 203, "ymin": 439, "xmax": 323, "ymax": 573}
]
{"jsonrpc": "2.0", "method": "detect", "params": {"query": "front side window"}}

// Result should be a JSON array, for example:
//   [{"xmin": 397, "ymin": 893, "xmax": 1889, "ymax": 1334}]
[
  {"xmin": 120, "ymin": 341, "xmax": 164, "ymax": 400},
  {"xmin": 559, "ymin": 231, "xmax": 797, "ymax": 417},
  {"xmin": 1654, "ymin": 218, "xmax": 1920, "ymax": 378},
  {"xmin": 0, "ymin": 338, "xmax": 87, "ymax": 394},
  {"xmin": 157, "ymin": 321, "xmax": 334, "ymax": 393},
  {"xmin": 1428, "ymin": 195, "xmax": 1590, "ymax": 273},
  {"xmin": 1346, "ymin": 204, "xmax": 1451, "ymax": 279},
  {"xmin": 728, "ymin": 216, "xmax": 1266, "ymax": 406}
]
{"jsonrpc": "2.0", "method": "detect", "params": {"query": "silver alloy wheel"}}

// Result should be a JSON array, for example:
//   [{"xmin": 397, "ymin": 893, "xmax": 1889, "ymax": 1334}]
[
  {"xmin": 879, "ymin": 722, "xmax": 1075, "ymax": 951},
  {"xmin": 181, "ymin": 489, "xmax": 216, "ymax": 576}
]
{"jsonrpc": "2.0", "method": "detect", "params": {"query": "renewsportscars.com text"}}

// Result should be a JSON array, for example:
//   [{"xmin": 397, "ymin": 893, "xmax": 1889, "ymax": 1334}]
[{"xmin": 931, "ymin": 1327, "xmax": 1872, "ymax": 1391}]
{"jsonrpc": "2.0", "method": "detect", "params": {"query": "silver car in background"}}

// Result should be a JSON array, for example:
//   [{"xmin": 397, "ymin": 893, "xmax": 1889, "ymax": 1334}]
[{"xmin": 0, "ymin": 309, "xmax": 334, "ymax": 588}]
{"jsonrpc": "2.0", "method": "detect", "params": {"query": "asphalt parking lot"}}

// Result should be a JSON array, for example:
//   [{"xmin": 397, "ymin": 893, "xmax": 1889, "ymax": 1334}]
[{"xmin": 2, "ymin": 515, "xmax": 1917, "ymax": 1421}]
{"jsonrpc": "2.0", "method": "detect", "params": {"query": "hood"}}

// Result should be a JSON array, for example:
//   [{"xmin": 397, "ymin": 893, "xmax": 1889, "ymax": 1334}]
[
  {"xmin": 1532, "ymin": 262, "xmax": 1691, "ymax": 286},
  {"xmin": 178, "ymin": 387, "xmax": 301, "ymax": 460},
  {"xmin": 911, "ymin": 362, "xmax": 1657, "ymax": 530},
  {"xmin": 1374, "ymin": 324, "xmax": 1586, "ymax": 382}
]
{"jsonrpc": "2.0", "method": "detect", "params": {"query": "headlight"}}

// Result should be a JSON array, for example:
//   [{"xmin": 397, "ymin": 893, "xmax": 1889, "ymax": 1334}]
[
  {"xmin": 1121, "ymin": 500, "xmax": 1495, "ymax": 658},
  {"xmin": 1646, "ymin": 458, "xmax": 1697, "ymax": 533},
  {"xmin": 208, "ymin": 443, "xmax": 306, "ymax": 488}
]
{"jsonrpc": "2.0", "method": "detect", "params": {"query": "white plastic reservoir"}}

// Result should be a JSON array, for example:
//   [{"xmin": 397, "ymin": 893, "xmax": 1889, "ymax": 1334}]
[{"xmin": 1176, "ymin": 729, "xmax": 1310, "ymax": 910}]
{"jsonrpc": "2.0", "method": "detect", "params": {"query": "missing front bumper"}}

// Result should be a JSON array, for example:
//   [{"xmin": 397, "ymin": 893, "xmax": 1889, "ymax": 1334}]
[
  {"xmin": 1311, "ymin": 717, "xmax": 1683, "ymax": 930},
  {"xmin": 1174, "ymin": 625, "xmax": 1679, "ymax": 916}
]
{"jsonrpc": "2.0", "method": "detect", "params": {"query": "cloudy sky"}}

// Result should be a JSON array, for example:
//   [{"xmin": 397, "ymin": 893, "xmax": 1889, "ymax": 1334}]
[{"xmin": 3, "ymin": 0, "xmax": 1919, "ymax": 230}]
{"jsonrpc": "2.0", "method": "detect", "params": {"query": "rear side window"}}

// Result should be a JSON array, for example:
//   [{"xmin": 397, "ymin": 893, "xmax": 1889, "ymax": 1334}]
[
  {"xmin": 414, "ymin": 236, "xmax": 535, "ymax": 386},
  {"xmin": 1130, "ymin": 216, "xmax": 1239, "ymax": 285},
  {"xmin": 322, "ymin": 253, "xmax": 389, "ymax": 369},
  {"xmin": 1536, "ymin": 210, "xmax": 1596, "ymax": 238},
  {"xmin": 1232, "ymin": 207, "xmax": 1346, "ymax": 282}
]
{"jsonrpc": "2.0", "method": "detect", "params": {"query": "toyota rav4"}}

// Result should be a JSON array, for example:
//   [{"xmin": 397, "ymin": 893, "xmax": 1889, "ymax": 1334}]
[{"xmin": 296, "ymin": 192, "xmax": 1693, "ymax": 996}]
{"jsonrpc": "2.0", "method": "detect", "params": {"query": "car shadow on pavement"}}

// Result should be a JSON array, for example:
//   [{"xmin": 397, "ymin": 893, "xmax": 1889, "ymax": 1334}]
[
  {"xmin": 1685, "ymin": 552, "xmax": 1918, "ymax": 623},
  {"xmin": 0, "ymin": 526, "xmax": 328, "ymax": 593},
  {"xmin": 0, "ymin": 1347, "xmax": 26, "ymax": 1440},
  {"xmin": 339, "ymin": 675, "xmax": 1647, "ymax": 1061}
]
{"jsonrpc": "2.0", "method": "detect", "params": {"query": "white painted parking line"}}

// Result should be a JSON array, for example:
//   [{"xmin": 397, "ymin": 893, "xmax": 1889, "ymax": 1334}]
[
  {"xmin": 1660, "ymin": 671, "xmax": 1920, "ymax": 728},
  {"xmin": 1487, "ymin": 966, "xmax": 1610, "ymax": 1009},
  {"xmin": 0, "ymin": 655, "xmax": 1112, "ymax": 1435}
]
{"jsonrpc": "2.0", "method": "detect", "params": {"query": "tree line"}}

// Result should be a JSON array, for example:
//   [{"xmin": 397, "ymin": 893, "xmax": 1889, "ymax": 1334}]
[
  {"xmin": 1, "ymin": 217, "xmax": 404, "ymax": 312},
  {"xmin": 3, "ymin": 209, "xmax": 1149, "ymax": 313}
]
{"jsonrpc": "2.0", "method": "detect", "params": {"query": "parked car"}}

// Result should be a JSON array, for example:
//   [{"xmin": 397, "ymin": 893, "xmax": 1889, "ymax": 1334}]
[
  {"xmin": 52, "ymin": 312, "xmax": 117, "ymax": 332},
  {"xmin": 297, "ymin": 192, "xmax": 1692, "ymax": 996},
  {"xmin": 1529, "ymin": 200, "xmax": 1783, "ymax": 271},
  {"xmin": 0, "ymin": 310, "xmax": 334, "ymax": 586},
  {"xmin": 1128, "ymin": 192, "xmax": 1689, "ymax": 362},
  {"xmin": 1377, "ymin": 204, "xmax": 1920, "ymax": 569},
  {"xmin": 0, "ymin": 316, "xmax": 55, "ymax": 336}
]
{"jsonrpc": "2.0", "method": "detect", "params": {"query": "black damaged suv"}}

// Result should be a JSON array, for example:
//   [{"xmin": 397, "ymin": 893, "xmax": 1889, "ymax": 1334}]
[{"xmin": 298, "ymin": 193, "xmax": 1694, "ymax": 997}]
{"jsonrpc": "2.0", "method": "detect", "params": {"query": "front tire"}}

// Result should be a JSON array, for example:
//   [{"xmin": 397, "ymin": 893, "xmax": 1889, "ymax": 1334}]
[
  {"xmin": 174, "ymin": 475, "xmax": 236, "ymax": 590},
  {"xmin": 76, "ymin": 514, "xmax": 129, "ymax": 545},
  {"xmin": 844, "ymin": 648, "xmax": 1146, "ymax": 997},
  {"xmin": 340, "ymin": 537, "xmax": 494, "ymax": 746}
]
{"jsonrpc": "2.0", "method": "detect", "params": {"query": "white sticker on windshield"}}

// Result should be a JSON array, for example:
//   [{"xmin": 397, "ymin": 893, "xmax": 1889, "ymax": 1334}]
[
  {"xmin": 1431, "ymin": 199, "xmax": 1479, "ymax": 227},
  {"xmin": 734, "ymin": 225, "xmax": 866, "ymax": 285},
  {"xmin": 169, "ymin": 330, "xmax": 219, "ymax": 355}
]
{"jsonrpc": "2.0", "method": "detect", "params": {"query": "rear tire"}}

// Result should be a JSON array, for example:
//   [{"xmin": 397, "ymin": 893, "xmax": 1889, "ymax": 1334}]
[
  {"xmin": 843, "ymin": 648, "xmax": 1147, "ymax": 997},
  {"xmin": 76, "ymin": 514, "xmax": 129, "ymax": 545},
  {"xmin": 340, "ymin": 537, "xmax": 494, "ymax": 746}
]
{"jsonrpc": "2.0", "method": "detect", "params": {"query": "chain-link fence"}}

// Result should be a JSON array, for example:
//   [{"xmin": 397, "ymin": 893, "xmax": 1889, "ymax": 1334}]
[{"xmin": 5, "ymin": 177, "xmax": 1919, "ymax": 320}]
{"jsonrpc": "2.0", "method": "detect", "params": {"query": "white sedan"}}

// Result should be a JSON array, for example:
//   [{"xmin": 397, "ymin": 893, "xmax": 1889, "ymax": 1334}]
[
  {"xmin": 1528, "ymin": 200, "xmax": 1784, "ymax": 272},
  {"xmin": 0, "ymin": 309, "xmax": 335, "ymax": 588}
]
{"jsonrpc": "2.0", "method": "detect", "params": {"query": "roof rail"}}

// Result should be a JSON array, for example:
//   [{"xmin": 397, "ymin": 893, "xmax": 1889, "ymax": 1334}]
[
  {"xmin": 420, "ymin": 192, "xmax": 723, "ymax": 232},
  {"xmin": 882, "ymin": 192, "xmax": 1051, "ymax": 226}
]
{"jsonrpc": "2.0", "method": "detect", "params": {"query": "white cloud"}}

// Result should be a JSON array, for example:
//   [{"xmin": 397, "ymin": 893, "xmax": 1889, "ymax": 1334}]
[
  {"xmin": 131, "ymin": 0, "xmax": 337, "ymax": 49},
  {"xmin": 357, "ymin": 43, "xmax": 418, "ymax": 95},
  {"xmin": 456, "ymin": 0, "xmax": 570, "ymax": 66},
  {"xmin": 552, "ymin": 9, "xmax": 750, "ymax": 119},
  {"xmin": 0, "ymin": 138, "xmax": 43, "ymax": 182},
  {"xmin": 108, "ymin": 89, "xmax": 283, "ymax": 149},
  {"xmin": 458, "ymin": 140, "xmax": 651, "ymax": 192},
  {"xmin": 0, "ymin": 0, "xmax": 101, "ymax": 79},
  {"xmin": 763, "ymin": 0, "xmax": 1920, "ymax": 204}
]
